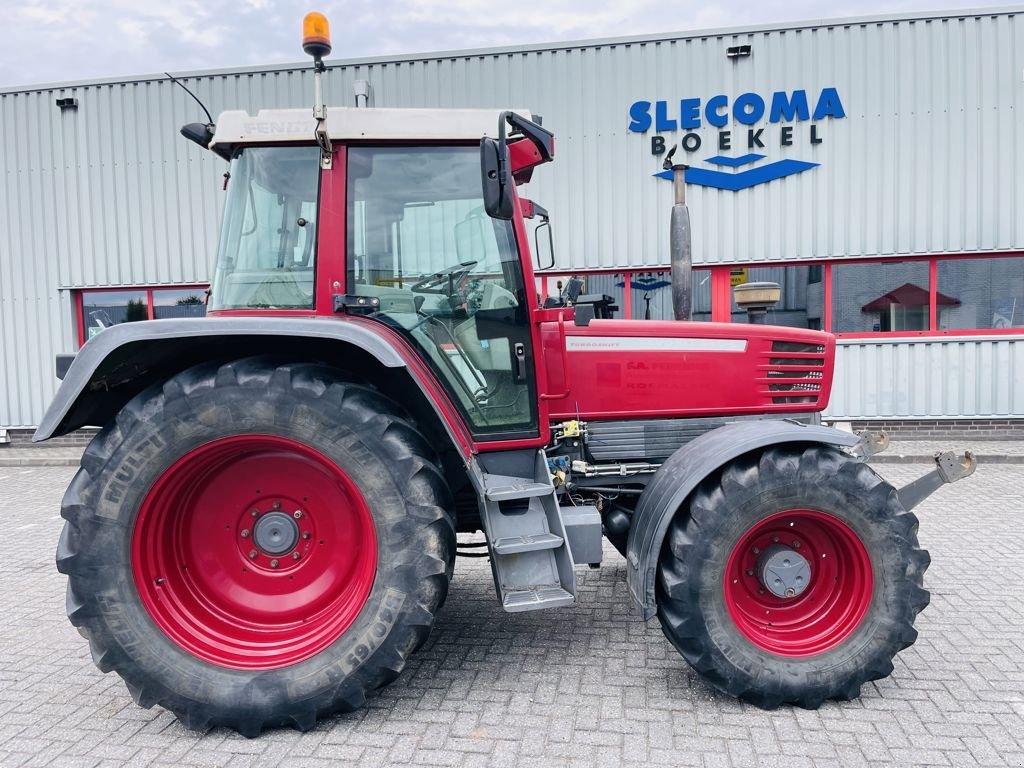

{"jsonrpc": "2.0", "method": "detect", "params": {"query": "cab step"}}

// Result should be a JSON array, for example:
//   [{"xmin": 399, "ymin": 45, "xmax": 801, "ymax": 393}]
[
  {"xmin": 483, "ymin": 475, "xmax": 554, "ymax": 501},
  {"xmin": 475, "ymin": 450, "xmax": 577, "ymax": 613},
  {"xmin": 502, "ymin": 586, "xmax": 575, "ymax": 613},
  {"xmin": 492, "ymin": 532, "xmax": 563, "ymax": 555}
]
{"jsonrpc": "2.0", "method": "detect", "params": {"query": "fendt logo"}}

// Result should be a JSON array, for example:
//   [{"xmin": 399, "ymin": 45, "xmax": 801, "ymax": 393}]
[{"xmin": 628, "ymin": 88, "xmax": 846, "ymax": 191}]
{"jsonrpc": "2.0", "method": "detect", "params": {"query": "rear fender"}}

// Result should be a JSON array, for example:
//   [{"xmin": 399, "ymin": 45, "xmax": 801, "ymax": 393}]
[
  {"xmin": 34, "ymin": 317, "xmax": 471, "ymax": 457},
  {"xmin": 625, "ymin": 420, "xmax": 859, "ymax": 619}
]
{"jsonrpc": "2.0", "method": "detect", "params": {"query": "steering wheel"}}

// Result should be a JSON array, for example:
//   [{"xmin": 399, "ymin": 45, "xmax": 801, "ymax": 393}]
[{"xmin": 411, "ymin": 261, "xmax": 478, "ymax": 295}]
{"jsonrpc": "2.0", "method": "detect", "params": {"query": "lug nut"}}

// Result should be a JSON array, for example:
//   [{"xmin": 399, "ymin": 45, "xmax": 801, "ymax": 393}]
[
  {"xmin": 273, "ymin": 501, "xmax": 281, "ymax": 510},
  {"xmin": 793, "ymin": 540, "xmax": 801, "ymax": 548},
  {"xmin": 752, "ymin": 547, "xmax": 760, "ymax": 555},
  {"xmin": 292, "ymin": 552, "xmax": 301, "ymax": 560},
  {"xmin": 772, "ymin": 536, "xmax": 779, "ymax": 543},
  {"xmin": 249, "ymin": 550, "xmax": 258, "ymax": 559},
  {"xmin": 293, "ymin": 510, "xmax": 303, "ymax": 519},
  {"xmin": 302, "ymin": 532, "xmax": 311, "ymax": 540},
  {"xmin": 757, "ymin": 588, "xmax": 765, "ymax": 595},
  {"xmin": 746, "ymin": 569, "xmax": 754, "ymax": 576},
  {"xmin": 251, "ymin": 509, "xmax": 259, "ymax": 517},
  {"xmin": 240, "ymin": 529, "xmax": 250, "ymax": 538},
  {"xmin": 270, "ymin": 559, "xmax": 279, "ymax": 568}
]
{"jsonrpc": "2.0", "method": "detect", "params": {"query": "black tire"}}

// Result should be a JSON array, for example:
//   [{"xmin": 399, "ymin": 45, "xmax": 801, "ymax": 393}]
[
  {"xmin": 656, "ymin": 444, "xmax": 930, "ymax": 709},
  {"xmin": 57, "ymin": 357, "xmax": 456, "ymax": 736}
]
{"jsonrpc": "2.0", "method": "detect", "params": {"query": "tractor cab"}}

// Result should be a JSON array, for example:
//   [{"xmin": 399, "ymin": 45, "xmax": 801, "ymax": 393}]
[{"xmin": 199, "ymin": 106, "xmax": 553, "ymax": 438}]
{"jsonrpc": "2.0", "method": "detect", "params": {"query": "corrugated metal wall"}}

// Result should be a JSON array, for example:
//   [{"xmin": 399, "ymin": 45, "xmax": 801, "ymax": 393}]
[
  {"xmin": 827, "ymin": 336, "xmax": 1024, "ymax": 419},
  {"xmin": 1, "ymin": 10, "xmax": 1022, "ymax": 426}
]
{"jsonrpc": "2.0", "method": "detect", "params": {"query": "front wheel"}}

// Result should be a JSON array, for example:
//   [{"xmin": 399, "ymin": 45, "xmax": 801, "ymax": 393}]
[
  {"xmin": 656, "ymin": 445, "xmax": 930, "ymax": 709},
  {"xmin": 57, "ymin": 358, "xmax": 455, "ymax": 735}
]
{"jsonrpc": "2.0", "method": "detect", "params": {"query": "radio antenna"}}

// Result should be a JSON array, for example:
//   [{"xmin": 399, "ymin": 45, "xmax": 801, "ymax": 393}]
[{"xmin": 164, "ymin": 72, "xmax": 214, "ymax": 125}]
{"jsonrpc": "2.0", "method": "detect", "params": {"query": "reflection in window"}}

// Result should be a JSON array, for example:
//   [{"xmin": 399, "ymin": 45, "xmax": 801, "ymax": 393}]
[
  {"xmin": 937, "ymin": 257, "xmax": 1024, "ymax": 330},
  {"xmin": 832, "ymin": 261, "xmax": 930, "ymax": 332},
  {"xmin": 81, "ymin": 290, "xmax": 148, "ymax": 340},
  {"xmin": 730, "ymin": 266, "xmax": 824, "ymax": 328},
  {"xmin": 152, "ymin": 289, "xmax": 207, "ymax": 320}
]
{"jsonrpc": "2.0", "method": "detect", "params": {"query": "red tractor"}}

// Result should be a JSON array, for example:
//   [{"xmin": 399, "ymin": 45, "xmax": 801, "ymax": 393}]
[{"xmin": 40, "ymin": 14, "xmax": 975, "ymax": 736}]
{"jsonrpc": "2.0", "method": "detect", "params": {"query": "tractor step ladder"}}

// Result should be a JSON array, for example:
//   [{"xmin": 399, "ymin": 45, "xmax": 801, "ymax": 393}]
[{"xmin": 478, "ymin": 451, "xmax": 577, "ymax": 613}]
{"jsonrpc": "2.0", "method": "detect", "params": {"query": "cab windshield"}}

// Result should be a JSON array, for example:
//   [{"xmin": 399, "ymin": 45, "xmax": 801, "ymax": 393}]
[{"xmin": 209, "ymin": 146, "xmax": 320, "ymax": 311}]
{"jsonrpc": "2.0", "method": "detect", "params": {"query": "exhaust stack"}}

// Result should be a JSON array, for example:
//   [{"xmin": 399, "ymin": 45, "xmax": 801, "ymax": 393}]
[{"xmin": 664, "ymin": 146, "xmax": 692, "ymax": 321}]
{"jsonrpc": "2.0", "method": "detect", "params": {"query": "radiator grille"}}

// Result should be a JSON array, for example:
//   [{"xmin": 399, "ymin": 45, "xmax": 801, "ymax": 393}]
[{"xmin": 762, "ymin": 341, "xmax": 826, "ymax": 404}]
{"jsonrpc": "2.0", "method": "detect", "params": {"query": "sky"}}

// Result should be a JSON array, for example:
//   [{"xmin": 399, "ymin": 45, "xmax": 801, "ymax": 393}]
[{"xmin": 0, "ymin": 0, "xmax": 1018, "ymax": 89}]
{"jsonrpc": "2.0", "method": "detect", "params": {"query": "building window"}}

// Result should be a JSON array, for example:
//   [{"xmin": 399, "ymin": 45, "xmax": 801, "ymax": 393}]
[
  {"xmin": 831, "ymin": 260, "xmax": 931, "ymax": 333},
  {"xmin": 937, "ymin": 257, "xmax": 1024, "ymax": 330},
  {"xmin": 625, "ymin": 270, "xmax": 712, "ymax": 321},
  {"xmin": 730, "ymin": 266, "xmax": 824, "ymax": 328},
  {"xmin": 81, "ymin": 290, "xmax": 149, "ymax": 340},
  {"xmin": 153, "ymin": 288, "xmax": 208, "ymax": 320},
  {"xmin": 77, "ymin": 286, "xmax": 208, "ymax": 345}
]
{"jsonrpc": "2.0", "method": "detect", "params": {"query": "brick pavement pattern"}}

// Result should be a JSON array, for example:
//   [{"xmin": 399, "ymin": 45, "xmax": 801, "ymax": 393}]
[{"xmin": 0, "ymin": 463, "xmax": 1022, "ymax": 767}]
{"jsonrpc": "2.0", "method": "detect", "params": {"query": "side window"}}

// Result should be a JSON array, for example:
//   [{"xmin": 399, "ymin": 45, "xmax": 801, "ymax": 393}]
[
  {"xmin": 347, "ymin": 146, "xmax": 537, "ymax": 437},
  {"xmin": 210, "ymin": 147, "xmax": 321, "ymax": 311}
]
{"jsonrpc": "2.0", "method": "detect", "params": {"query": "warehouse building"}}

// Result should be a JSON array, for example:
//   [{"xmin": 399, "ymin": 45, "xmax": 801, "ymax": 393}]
[{"xmin": 1, "ymin": 7, "xmax": 1022, "ymax": 440}]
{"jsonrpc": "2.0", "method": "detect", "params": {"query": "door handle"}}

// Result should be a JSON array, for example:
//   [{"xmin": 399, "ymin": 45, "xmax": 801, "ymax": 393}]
[{"xmin": 513, "ymin": 342, "xmax": 527, "ymax": 383}]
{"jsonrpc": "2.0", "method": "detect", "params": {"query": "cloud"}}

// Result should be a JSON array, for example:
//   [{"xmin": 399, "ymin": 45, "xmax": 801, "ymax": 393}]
[{"xmin": 0, "ymin": 0, "xmax": 1019, "ymax": 88}]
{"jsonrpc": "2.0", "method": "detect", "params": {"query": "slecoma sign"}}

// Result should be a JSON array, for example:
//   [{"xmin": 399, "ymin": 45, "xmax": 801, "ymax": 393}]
[{"xmin": 628, "ymin": 88, "xmax": 846, "ymax": 191}]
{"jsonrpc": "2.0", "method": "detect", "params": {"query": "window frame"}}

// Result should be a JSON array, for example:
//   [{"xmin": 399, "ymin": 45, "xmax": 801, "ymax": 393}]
[
  {"xmin": 539, "ymin": 252, "xmax": 1024, "ymax": 338},
  {"xmin": 74, "ymin": 284, "xmax": 209, "ymax": 347}
]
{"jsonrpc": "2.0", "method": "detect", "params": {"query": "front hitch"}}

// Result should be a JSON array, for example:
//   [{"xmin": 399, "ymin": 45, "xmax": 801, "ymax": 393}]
[{"xmin": 896, "ymin": 450, "xmax": 977, "ymax": 511}]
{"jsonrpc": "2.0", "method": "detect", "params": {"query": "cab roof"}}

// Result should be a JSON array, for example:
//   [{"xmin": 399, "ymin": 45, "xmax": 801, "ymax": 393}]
[{"xmin": 211, "ymin": 107, "xmax": 533, "ymax": 148}]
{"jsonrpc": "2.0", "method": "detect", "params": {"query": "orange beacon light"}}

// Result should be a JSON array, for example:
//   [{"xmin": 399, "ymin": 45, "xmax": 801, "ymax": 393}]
[{"xmin": 302, "ymin": 12, "xmax": 331, "ymax": 59}]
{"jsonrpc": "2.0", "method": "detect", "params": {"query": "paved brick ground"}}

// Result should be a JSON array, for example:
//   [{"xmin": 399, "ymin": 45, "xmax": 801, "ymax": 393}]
[{"xmin": 0, "ymin": 464, "xmax": 1022, "ymax": 767}]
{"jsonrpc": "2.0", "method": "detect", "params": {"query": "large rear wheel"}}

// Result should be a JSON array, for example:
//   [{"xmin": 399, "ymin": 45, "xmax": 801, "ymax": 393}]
[
  {"xmin": 57, "ymin": 358, "xmax": 455, "ymax": 735},
  {"xmin": 656, "ymin": 444, "xmax": 930, "ymax": 709}
]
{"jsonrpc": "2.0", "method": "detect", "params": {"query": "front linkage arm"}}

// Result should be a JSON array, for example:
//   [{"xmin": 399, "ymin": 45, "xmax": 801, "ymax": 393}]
[
  {"xmin": 849, "ymin": 430, "xmax": 977, "ymax": 511},
  {"xmin": 896, "ymin": 450, "xmax": 978, "ymax": 511}
]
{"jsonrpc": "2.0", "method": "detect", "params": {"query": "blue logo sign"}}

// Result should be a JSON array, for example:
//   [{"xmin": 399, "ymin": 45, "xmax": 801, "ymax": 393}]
[
  {"xmin": 629, "ymin": 88, "xmax": 845, "ymax": 191},
  {"xmin": 654, "ymin": 154, "xmax": 818, "ymax": 191}
]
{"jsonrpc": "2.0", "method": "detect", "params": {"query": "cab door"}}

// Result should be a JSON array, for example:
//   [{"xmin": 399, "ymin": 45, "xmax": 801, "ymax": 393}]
[{"xmin": 345, "ymin": 145, "xmax": 539, "ymax": 440}]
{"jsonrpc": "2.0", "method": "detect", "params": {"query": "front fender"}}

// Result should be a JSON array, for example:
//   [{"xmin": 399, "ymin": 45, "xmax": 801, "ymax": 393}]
[
  {"xmin": 625, "ymin": 420, "xmax": 860, "ymax": 619},
  {"xmin": 34, "ymin": 317, "xmax": 409, "ymax": 442}
]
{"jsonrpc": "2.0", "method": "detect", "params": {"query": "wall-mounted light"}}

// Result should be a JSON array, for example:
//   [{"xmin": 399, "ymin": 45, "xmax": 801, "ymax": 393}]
[
  {"xmin": 353, "ymin": 79, "xmax": 371, "ymax": 108},
  {"xmin": 726, "ymin": 44, "xmax": 752, "ymax": 59},
  {"xmin": 55, "ymin": 97, "xmax": 78, "ymax": 110}
]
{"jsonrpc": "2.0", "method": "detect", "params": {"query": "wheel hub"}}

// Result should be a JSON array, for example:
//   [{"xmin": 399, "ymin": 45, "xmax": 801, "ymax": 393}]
[
  {"xmin": 252, "ymin": 511, "xmax": 300, "ymax": 555},
  {"xmin": 757, "ymin": 544, "xmax": 811, "ymax": 598}
]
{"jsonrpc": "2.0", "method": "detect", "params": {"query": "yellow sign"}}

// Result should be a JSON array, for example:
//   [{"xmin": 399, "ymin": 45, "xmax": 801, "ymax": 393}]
[{"xmin": 730, "ymin": 268, "xmax": 749, "ymax": 287}]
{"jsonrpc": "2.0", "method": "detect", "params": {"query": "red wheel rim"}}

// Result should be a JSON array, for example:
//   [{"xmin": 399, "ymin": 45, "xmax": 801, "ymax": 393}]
[
  {"xmin": 724, "ymin": 509, "xmax": 873, "ymax": 657},
  {"xmin": 132, "ymin": 435, "xmax": 377, "ymax": 669}
]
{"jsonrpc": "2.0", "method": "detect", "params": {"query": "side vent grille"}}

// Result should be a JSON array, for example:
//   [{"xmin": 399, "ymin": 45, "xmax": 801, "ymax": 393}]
[{"xmin": 762, "ymin": 341, "xmax": 826, "ymax": 404}]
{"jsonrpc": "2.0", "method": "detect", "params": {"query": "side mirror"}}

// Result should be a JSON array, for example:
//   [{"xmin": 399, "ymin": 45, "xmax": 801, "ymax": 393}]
[
  {"xmin": 480, "ymin": 137, "xmax": 514, "ymax": 220},
  {"xmin": 180, "ymin": 122, "xmax": 232, "ymax": 160},
  {"xmin": 534, "ymin": 220, "xmax": 555, "ymax": 271}
]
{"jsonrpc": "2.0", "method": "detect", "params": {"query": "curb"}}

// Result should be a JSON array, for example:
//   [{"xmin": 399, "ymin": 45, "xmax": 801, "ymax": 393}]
[
  {"xmin": 871, "ymin": 454, "xmax": 1023, "ymax": 465},
  {"xmin": 0, "ymin": 457, "xmax": 83, "ymax": 468}
]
